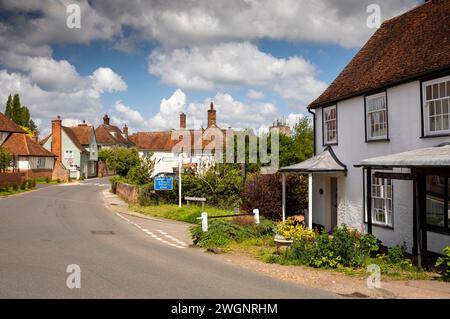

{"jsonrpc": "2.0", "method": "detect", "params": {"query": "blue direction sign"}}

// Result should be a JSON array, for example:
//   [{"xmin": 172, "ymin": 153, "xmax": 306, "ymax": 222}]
[{"xmin": 154, "ymin": 176, "xmax": 173, "ymax": 191}]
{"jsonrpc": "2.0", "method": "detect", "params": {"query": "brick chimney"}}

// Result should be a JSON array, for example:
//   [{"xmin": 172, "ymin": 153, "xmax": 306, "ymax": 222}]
[
  {"xmin": 32, "ymin": 130, "xmax": 38, "ymax": 143},
  {"xmin": 207, "ymin": 102, "xmax": 216, "ymax": 127},
  {"xmin": 51, "ymin": 116, "xmax": 62, "ymax": 163},
  {"xmin": 123, "ymin": 124, "xmax": 128, "ymax": 138},
  {"xmin": 103, "ymin": 114, "xmax": 110, "ymax": 125},
  {"xmin": 180, "ymin": 113, "xmax": 186, "ymax": 129}
]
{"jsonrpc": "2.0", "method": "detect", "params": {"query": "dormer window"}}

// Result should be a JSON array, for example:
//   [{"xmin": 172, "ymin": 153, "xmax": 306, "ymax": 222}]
[
  {"xmin": 423, "ymin": 75, "xmax": 450, "ymax": 136},
  {"xmin": 323, "ymin": 105, "xmax": 337, "ymax": 145}
]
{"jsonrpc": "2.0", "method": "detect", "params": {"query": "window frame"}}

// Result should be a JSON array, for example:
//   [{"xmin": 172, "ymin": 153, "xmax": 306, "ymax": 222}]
[
  {"xmin": 365, "ymin": 92, "xmax": 389, "ymax": 142},
  {"xmin": 422, "ymin": 75, "xmax": 450, "ymax": 137},
  {"xmin": 322, "ymin": 105, "xmax": 338, "ymax": 146},
  {"xmin": 371, "ymin": 173, "xmax": 394, "ymax": 228},
  {"xmin": 36, "ymin": 157, "xmax": 46, "ymax": 169},
  {"xmin": 425, "ymin": 173, "xmax": 450, "ymax": 234}
]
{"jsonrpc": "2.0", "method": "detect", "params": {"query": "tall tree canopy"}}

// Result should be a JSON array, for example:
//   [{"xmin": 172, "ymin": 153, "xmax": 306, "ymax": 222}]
[{"xmin": 3, "ymin": 93, "xmax": 37, "ymax": 132}]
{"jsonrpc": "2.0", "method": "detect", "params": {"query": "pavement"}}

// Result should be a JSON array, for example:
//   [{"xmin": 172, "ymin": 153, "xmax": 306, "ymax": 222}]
[{"xmin": 0, "ymin": 177, "xmax": 336, "ymax": 298}]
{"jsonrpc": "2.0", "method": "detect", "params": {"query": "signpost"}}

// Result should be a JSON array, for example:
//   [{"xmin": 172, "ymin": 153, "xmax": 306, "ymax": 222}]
[{"xmin": 154, "ymin": 176, "xmax": 173, "ymax": 191}]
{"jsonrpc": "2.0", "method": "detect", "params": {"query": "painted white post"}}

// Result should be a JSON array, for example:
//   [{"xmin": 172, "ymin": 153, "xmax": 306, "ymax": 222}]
[
  {"xmin": 178, "ymin": 153, "xmax": 182, "ymax": 208},
  {"xmin": 253, "ymin": 208, "xmax": 260, "ymax": 225},
  {"xmin": 201, "ymin": 212, "xmax": 208, "ymax": 232},
  {"xmin": 282, "ymin": 173, "xmax": 286, "ymax": 221},
  {"xmin": 308, "ymin": 173, "xmax": 313, "ymax": 229}
]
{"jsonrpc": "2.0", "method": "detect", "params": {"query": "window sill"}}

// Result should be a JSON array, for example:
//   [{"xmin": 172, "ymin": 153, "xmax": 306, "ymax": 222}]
[
  {"xmin": 323, "ymin": 142, "xmax": 338, "ymax": 147},
  {"xmin": 364, "ymin": 221, "xmax": 394, "ymax": 230},
  {"xmin": 420, "ymin": 133, "xmax": 450, "ymax": 139},
  {"xmin": 365, "ymin": 138, "xmax": 390, "ymax": 143}
]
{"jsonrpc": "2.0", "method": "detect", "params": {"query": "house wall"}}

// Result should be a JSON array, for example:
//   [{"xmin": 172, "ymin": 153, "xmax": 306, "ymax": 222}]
[
  {"xmin": 43, "ymin": 131, "xmax": 83, "ymax": 179},
  {"xmin": 314, "ymin": 80, "xmax": 450, "ymax": 254}
]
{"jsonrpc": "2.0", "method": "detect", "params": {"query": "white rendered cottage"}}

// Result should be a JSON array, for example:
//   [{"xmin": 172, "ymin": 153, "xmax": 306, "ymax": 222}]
[{"xmin": 280, "ymin": 0, "xmax": 450, "ymax": 263}]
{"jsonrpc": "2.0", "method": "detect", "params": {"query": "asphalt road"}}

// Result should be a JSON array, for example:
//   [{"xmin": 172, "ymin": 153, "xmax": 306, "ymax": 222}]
[{"xmin": 0, "ymin": 178, "xmax": 335, "ymax": 298}]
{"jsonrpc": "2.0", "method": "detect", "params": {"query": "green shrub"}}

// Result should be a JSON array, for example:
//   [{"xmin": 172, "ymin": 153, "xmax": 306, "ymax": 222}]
[
  {"xmin": 436, "ymin": 246, "xmax": 450, "ymax": 282},
  {"xmin": 282, "ymin": 226, "xmax": 382, "ymax": 269},
  {"xmin": 45, "ymin": 176, "xmax": 50, "ymax": 183},
  {"xmin": 12, "ymin": 184, "xmax": 19, "ymax": 191},
  {"xmin": 29, "ymin": 179, "xmax": 36, "ymax": 188},
  {"xmin": 20, "ymin": 180, "xmax": 27, "ymax": 190},
  {"xmin": 191, "ymin": 219, "xmax": 256, "ymax": 248}
]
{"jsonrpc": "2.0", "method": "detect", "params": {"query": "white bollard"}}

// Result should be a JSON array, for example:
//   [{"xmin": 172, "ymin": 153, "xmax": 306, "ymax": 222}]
[
  {"xmin": 253, "ymin": 208, "xmax": 260, "ymax": 225},
  {"xmin": 201, "ymin": 212, "xmax": 208, "ymax": 232}
]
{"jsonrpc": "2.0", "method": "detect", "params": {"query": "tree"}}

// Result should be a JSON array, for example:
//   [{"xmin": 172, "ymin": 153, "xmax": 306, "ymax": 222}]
[
  {"xmin": 10, "ymin": 94, "xmax": 22, "ymax": 124},
  {"xmin": 3, "ymin": 94, "xmax": 36, "ymax": 130},
  {"xmin": 104, "ymin": 147, "xmax": 141, "ymax": 177},
  {"xmin": 127, "ymin": 153, "xmax": 155, "ymax": 185},
  {"xmin": 0, "ymin": 147, "xmax": 12, "ymax": 172},
  {"xmin": 4, "ymin": 94, "xmax": 12, "ymax": 118}
]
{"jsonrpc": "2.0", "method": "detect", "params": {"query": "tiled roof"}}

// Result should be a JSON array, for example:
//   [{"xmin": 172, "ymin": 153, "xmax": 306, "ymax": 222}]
[
  {"xmin": 128, "ymin": 131, "xmax": 178, "ymax": 151},
  {"xmin": 70, "ymin": 124, "xmax": 93, "ymax": 146},
  {"xmin": 0, "ymin": 112, "xmax": 25, "ymax": 133},
  {"xmin": 2, "ymin": 133, "xmax": 56, "ymax": 157},
  {"xmin": 310, "ymin": 0, "xmax": 450, "ymax": 108},
  {"xmin": 95, "ymin": 124, "xmax": 134, "ymax": 147},
  {"xmin": 129, "ymin": 128, "xmax": 234, "ymax": 152}
]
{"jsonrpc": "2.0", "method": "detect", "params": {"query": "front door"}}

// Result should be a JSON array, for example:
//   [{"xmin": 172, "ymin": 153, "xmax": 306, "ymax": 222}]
[{"xmin": 330, "ymin": 177, "xmax": 338, "ymax": 229}]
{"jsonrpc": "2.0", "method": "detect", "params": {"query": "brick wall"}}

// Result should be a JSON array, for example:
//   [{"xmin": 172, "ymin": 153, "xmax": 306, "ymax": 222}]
[
  {"xmin": 22, "ymin": 169, "xmax": 53, "ymax": 180},
  {"xmin": 116, "ymin": 182, "xmax": 138, "ymax": 204},
  {"xmin": 0, "ymin": 172, "xmax": 25, "ymax": 188},
  {"xmin": 52, "ymin": 162, "xmax": 70, "ymax": 182},
  {"xmin": 98, "ymin": 160, "xmax": 116, "ymax": 177}
]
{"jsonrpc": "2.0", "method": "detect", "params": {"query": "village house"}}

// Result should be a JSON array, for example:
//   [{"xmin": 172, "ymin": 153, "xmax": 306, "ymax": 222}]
[
  {"xmin": 41, "ymin": 116, "xmax": 98, "ymax": 179},
  {"xmin": 129, "ymin": 102, "xmax": 232, "ymax": 176},
  {"xmin": 95, "ymin": 114, "xmax": 134, "ymax": 149},
  {"xmin": 280, "ymin": 0, "xmax": 450, "ymax": 261},
  {"xmin": 0, "ymin": 111, "xmax": 56, "ymax": 180}
]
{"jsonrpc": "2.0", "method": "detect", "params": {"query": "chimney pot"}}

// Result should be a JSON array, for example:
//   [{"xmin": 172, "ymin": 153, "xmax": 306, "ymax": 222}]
[
  {"xmin": 207, "ymin": 102, "xmax": 216, "ymax": 128},
  {"xmin": 180, "ymin": 112, "xmax": 186, "ymax": 129},
  {"xmin": 32, "ymin": 130, "xmax": 38, "ymax": 143},
  {"xmin": 103, "ymin": 114, "xmax": 110, "ymax": 125}
]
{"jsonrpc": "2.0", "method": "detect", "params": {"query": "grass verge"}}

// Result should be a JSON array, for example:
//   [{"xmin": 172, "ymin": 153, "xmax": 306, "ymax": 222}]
[
  {"xmin": 0, "ymin": 187, "xmax": 37, "ymax": 196},
  {"xmin": 129, "ymin": 203, "xmax": 234, "ymax": 223}
]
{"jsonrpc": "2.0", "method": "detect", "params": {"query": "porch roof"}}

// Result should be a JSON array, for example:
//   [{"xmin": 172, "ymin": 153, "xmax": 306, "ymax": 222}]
[
  {"xmin": 279, "ymin": 146, "xmax": 347, "ymax": 173},
  {"xmin": 356, "ymin": 144, "xmax": 450, "ymax": 168}
]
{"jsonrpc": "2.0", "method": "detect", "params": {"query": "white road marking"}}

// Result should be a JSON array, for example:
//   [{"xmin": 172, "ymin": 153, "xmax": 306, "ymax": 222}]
[{"xmin": 115, "ymin": 213, "xmax": 186, "ymax": 249}]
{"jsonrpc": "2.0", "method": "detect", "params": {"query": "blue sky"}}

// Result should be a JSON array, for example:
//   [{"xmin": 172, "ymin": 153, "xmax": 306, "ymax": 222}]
[{"xmin": 0, "ymin": 0, "xmax": 420, "ymax": 134}]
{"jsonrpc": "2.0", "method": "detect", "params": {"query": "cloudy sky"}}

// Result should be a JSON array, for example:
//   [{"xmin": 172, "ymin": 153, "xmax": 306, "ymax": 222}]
[{"xmin": 0, "ymin": 0, "xmax": 420, "ymax": 135}]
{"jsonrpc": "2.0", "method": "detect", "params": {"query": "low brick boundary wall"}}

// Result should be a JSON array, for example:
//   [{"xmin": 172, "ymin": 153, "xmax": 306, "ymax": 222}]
[
  {"xmin": 98, "ymin": 160, "xmax": 116, "ymax": 177},
  {"xmin": 116, "ymin": 182, "xmax": 138, "ymax": 204},
  {"xmin": 0, "ymin": 172, "xmax": 25, "ymax": 188},
  {"xmin": 23, "ymin": 169, "xmax": 53, "ymax": 180}
]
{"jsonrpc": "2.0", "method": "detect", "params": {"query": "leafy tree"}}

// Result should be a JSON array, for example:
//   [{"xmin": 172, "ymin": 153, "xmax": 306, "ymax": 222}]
[
  {"xmin": 28, "ymin": 119, "xmax": 38, "ymax": 133},
  {"xmin": 0, "ymin": 147, "xmax": 12, "ymax": 172},
  {"xmin": 127, "ymin": 152, "xmax": 155, "ymax": 185},
  {"xmin": 4, "ymin": 94, "xmax": 12, "ymax": 118},
  {"xmin": 104, "ymin": 147, "xmax": 141, "ymax": 177},
  {"xmin": 3, "ymin": 94, "xmax": 36, "ymax": 130}
]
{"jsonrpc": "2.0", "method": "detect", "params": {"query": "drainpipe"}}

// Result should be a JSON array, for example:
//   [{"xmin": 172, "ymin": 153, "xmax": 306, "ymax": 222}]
[{"xmin": 307, "ymin": 107, "xmax": 316, "ymax": 156}]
